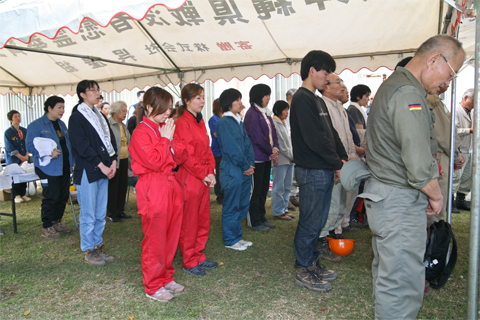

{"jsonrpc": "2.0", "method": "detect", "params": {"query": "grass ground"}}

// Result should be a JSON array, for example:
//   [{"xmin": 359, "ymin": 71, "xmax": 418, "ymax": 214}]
[{"xmin": 0, "ymin": 190, "xmax": 476, "ymax": 319}]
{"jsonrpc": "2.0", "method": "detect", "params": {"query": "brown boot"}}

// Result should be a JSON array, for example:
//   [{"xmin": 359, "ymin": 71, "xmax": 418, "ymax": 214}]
[
  {"xmin": 52, "ymin": 221, "xmax": 72, "ymax": 234},
  {"xmin": 94, "ymin": 243, "xmax": 115, "ymax": 263},
  {"xmin": 295, "ymin": 265, "xmax": 332, "ymax": 292},
  {"xmin": 317, "ymin": 237, "xmax": 342, "ymax": 262},
  {"xmin": 84, "ymin": 249, "xmax": 106, "ymax": 267},
  {"xmin": 42, "ymin": 226, "xmax": 61, "ymax": 239}
]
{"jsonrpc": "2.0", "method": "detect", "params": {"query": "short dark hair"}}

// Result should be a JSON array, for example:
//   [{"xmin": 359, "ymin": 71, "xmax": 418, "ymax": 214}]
[
  {"xmin": 7, "ymin": 110, "xmax": 19, "ymax": 122},
  {"xmin": 137, "ymin": 90, "xmax": 145, "ymax": 98},
  {"xmin": 272, "ymin": 100, "xmax": 289, "ymax": 117},
  {"xmin": 249, "ymin": 84, "xmax": 271, "ymax": 106},
  {"xmin": 99, "ymin": 95, "xmax": 104, "ymax": 100},
  {"xmin": 220, "ymin": 89, "xmax": 242, "ymax": 113},
  {"xmin": 350, "ymin": 85, "xmax": 371, "ymax": 103},
  {"xmin": 73, "ymin": 80, "xmax": 99, "ymax": 111},
  {"xmin": 44, "ymin": 96, "xmax": 65, "ymax": 113},
  {"xmin": 300, "ymin": 50, "xmax": 336, "ymax": 81},
  {"xmin": 395, "ymin": 56, "xmax": 413, "ymax": 70}
]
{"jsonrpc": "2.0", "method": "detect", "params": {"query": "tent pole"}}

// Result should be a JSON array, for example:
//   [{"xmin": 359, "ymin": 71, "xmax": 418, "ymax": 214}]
[
  {"xmin": 467, "ymin": 6, "xmax": 480, "ymax": 320},
  {"xmin": 446, "ymin": 77, "xmax": 457, "ymax": 225}
]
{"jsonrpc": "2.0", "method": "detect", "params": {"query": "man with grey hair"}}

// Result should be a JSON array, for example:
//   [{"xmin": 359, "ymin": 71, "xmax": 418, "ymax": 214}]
[
  {"xmin": 454, "ymin": 88, "xmax": 475, "ymax": 210},
  {"xmin": 286, "ymin": 88, "xmax": 297, "ymax": 106},
  {"xmin": 365, "ymin": 34, "xmax": 464, "ymax": 319}
]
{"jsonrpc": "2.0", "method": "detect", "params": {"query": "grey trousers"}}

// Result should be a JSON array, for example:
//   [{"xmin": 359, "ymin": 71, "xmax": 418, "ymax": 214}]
[
  {"xmin": 365, "ymin": 178, "xmax": 428, "ymax": 320},
  {"xmin": 453, "ymin": 152, "xmax": 472, "ymax": 194},
  {"xmin": 319, "ymin": 181, "xmax": 346, "ymax": 238}
]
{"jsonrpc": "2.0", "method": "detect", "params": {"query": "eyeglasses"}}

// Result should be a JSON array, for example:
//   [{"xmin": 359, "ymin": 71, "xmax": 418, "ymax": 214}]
[
  {"xmin": 87, "ymin": 88, "xmax": 102, "ymax": 93},
  {"xmin": 441, "ymin": 54, "xmax": 458, "ymax": 80},
  {"xmin": 327, "ymin": 80, "xmax": 344, "ymax": 86}
]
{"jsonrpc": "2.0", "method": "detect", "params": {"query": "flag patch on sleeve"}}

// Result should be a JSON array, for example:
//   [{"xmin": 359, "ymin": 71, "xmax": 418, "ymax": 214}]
[{"xmin": 409, "ymin": 104, "xmax": 422, "ymax": 111}]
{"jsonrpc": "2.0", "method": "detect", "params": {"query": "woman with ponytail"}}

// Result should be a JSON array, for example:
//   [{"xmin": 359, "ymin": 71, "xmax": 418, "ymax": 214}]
[
  {"xmin": 174, "ymin": 83, "xmax": 217, "ymax": 276},
  {"xmin": 129, "ymin": 87, "xmax": 187, "ymax": 302},
  {"xmin": 69, "ymin": 80, "xmax": 117, "ymax": 267}
]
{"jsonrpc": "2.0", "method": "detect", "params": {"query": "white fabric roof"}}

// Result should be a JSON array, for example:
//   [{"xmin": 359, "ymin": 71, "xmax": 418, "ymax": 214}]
[{"xmin": 0, "ymin": 0, "xmax": 473, "ymax": 95}]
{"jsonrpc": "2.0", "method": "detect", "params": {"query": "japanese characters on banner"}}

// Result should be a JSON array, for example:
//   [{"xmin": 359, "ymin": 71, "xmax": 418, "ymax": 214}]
[{"xmin": 0, "ymin": 0, "xmax": 445, "ymax": 95}]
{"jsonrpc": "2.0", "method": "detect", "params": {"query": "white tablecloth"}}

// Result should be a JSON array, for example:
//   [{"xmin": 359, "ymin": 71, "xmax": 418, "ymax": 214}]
[{"xmin": 0, "ymin": 173, "xmax": 40, "ymax": 189}]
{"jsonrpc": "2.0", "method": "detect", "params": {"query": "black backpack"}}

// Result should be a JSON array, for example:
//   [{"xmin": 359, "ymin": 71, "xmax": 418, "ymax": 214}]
[{"xmin": 424, "ymin": 220, "xmax": 457, "ymax": 289}]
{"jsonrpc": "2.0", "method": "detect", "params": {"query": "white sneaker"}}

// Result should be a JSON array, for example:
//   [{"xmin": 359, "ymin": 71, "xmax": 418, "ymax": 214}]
[
  {"xmin": 146, "ymin": 287, "xmax": 174, "ymax": 302},
  {"xmin": 238, "ymin": 239, "xmax": 253, "ymax": 247},
  {"xmin": 14, "ymin": 195, "xmax": 24, "ymax": 203},
  {"xmin": 21, "ymin": 195, "xmax": 31, "ymax": 202},
  {"xmin": 164, "ymin": 280, "xmax": 184, "ymax": 293},
  {"xmin": 225, "ymin": 241, "xmax": 247, "ymax": 251}
]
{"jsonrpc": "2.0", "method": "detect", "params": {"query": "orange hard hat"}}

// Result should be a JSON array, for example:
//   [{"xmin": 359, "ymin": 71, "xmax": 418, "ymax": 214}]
[{"xmin": 326, "ymin": 237, "xmax": 355, "ymax": 256}]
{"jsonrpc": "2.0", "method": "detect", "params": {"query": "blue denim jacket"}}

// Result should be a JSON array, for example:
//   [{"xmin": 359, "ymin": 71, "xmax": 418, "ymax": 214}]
[
  {"xmin": 4, "ymin": 125, "xmax": 28, "ymax": 165},
  {"xmin": 26, "ymin": 114, "xmax": 73, "ymax": 177}
]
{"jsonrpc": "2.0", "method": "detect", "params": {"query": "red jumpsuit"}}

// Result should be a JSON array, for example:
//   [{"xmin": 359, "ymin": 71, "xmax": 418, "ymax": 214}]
[
  {"xmin": 129, "ymin": 117, "xmax": 187, "ymax": 295},
  {"xmin": 174, "ymin": 111, "xmax": 216, "ymax": 269}
]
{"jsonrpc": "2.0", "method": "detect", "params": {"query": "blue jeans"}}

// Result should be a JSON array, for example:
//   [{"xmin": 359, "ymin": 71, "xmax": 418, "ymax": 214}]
[
  {"xmin": 293, "ymin": 167, "xmax": 334, "ymax": 268},
  {"xmin": 75, "ymin": 170, "xmax": 108, "ymax": 251},
  {"xmin": 271, "ymin": 164, "xmax": 294, "ymax": 216}
]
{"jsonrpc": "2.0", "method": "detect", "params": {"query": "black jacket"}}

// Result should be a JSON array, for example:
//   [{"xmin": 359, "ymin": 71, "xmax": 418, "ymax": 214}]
[
  {"xmin": 68, "ymin": 109, "xmax": 117, "ymax": 184},
  {"xmin": 290, "ymin": 87, "xmax": 347, "ymax": 170}
]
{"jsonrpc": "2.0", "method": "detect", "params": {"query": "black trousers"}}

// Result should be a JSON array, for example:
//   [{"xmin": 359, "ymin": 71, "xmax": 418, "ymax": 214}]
[
  {"xmin": 40, "ymin": 166, "xmax": 70, "ymax": 228},
  {"xmin": 214, "ymin": 156, "xmax": 224, "ymax": 201},
  {"xmin": 249, "ymin": 161, "xmax": 271, "ymax": 227},
  {"xmin": 107, "ymin": 158, "xmax": 128, "ymax": 218},
  {"xmin": 12, "ymin": 182, "xmax": 27, "ymax": 197}
]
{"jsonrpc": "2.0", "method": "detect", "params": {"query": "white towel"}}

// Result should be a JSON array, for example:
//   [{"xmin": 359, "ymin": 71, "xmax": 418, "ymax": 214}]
[{"xmin": 33, "ymin": 137, "xmax": 57, "ymax": 166}]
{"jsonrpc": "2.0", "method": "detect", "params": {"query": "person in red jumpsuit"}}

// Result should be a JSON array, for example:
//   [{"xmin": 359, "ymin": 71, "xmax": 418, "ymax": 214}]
[
  {"xmin": 175, "ymin": 83, "xmax": 218, "ymax": 276},
  {"xmin": 129, "ymin": 87, "xmax": 187, "ymax": 302}
]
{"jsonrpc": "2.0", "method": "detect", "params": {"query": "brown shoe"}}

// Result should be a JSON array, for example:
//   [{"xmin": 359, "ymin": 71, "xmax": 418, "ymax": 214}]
[
  {"xmin": 42, "ymin": 226, "xmax": 61, "ymax": 239},
  {"xmin": 273, "ymin": 213, "xmax": 292, "ymax": 221},
  {"xmin": 317, "ymin": 237, "xmax": 342, "ymax": 263},
  {"xmin": 287, "ymin": 201, "xmax": 296, "ymax": 211},
  {"xmin": 289, "ymin": 196, "xmax": 299, "ymax": 207},
  {"xmin": 314, "ymin": 261, "xmax": 338, "ymax": 282},
  {"xmin": 295, "ymin": 265, "xmax": 332, "ymax": 292},
  {"xmin": 84, "ymin": 249, "xmax": 106, "ymax": 267},
  {"xmin": 94, "ymin": 243, "xmax": 115, "ymax": 263},
  {"xmin": 52, "ymin": 221, "xmax": 72, "ymax": 234}
]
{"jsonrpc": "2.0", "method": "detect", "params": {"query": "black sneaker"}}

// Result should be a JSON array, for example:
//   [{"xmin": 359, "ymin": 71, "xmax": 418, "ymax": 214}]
[
  {"xmin": 262, "ymin": 221, "xmax": 276, "ymax": 229},
  {"xmin": 198, "ymin": 259, "xmax": 218, "ymax": 269},
  {"xmin": 456, "ymin": 193, "xmax": 471, "ymax": 211},
  {"xmin": 295, "ymin": 265, "xmax": 332, "ymax": 292},
  {"xmin": 183, "ymin": 265, "xmax": 206, "ymax": 276},
  {"xmin": 342, "ymin": 226, "xmax": 358, "ymax": 233},
  {"xmin": 349, "ymin": 219, "xmax": 366, "ymax": 229},
  {"xmin": 108, "ymin": 216, "xmax": 122, "ymax": 222},
  {"xmin": 120, "ymin": 213, "xmax": 132, "ymax": 219}
]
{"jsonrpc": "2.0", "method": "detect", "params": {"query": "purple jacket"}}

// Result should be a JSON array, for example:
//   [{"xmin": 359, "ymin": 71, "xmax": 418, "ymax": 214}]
[{"xmin": 244, "ymin": 104, "xmax": 279, "ymax": 162}]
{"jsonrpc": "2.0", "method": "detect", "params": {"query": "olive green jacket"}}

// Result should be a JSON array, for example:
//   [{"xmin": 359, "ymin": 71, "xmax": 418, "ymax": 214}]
[{"xmin": 366, "ymin": 67, "xmax": 439, "ymax": 190}]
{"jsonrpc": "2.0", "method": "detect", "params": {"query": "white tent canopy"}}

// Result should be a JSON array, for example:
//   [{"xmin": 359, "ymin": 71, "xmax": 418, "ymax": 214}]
[{"xmin": 0, "ymin": 0, "xmax": 474, "ymax": 96}]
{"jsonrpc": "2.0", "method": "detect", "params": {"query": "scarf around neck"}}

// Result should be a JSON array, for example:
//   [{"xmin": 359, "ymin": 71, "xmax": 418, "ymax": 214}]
[{"xmin": 77, "ymin": 102, "xmax": 115, "ymax": 156}]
